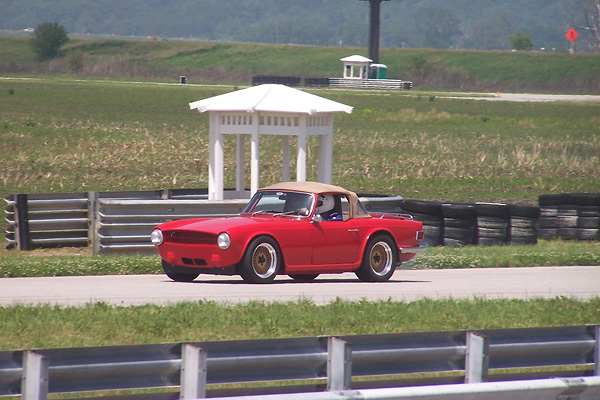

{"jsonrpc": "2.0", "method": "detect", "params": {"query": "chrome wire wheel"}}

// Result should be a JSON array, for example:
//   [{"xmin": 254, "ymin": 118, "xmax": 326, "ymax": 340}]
[
  {"xmin": 369, "ymin": 240, "xmax": 394, "ymax": 276},
  {"xmin": 252, "ymin": 242, "xmax": 278, "ymax": 278}
]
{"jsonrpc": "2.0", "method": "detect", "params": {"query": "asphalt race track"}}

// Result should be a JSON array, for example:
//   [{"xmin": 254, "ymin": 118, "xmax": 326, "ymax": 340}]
[{"xmin": 1, "ymin": 266, "xmax": 599, "ymax": 306}]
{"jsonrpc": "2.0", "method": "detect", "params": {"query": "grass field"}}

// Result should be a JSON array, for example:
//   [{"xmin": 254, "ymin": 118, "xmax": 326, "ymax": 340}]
[
  {"xmin": 0, "ymin": 37, "xmax": 599, "ymax": 354},
  {"xmin": 2, "ymin": 78, "xmax": 599, "ymax": 209}
]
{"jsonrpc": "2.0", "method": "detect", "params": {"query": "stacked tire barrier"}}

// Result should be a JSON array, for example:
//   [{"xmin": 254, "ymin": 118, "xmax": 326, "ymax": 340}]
[
  {"xmin": 508, "ymin": 204, "xmax": 540, "ymax": 245},
  {"xmin": 474, "ymin": 203, "xmax": 510, "ymax": 246},
  {"xmin": 577, "ymin": 193, "xmax": 600, "ymax": 241},
  {"xmin": 539, "ymin": 193, "xmax": 600, "ymax": 241},
  {"xmin": 397, "ymin": 200, "xmax": 443, "ymax": 246},
  {"xmin": 442, "ymin": 203, "xmax": 478, "ymax": 246},
  {"xmin": 403, "ymin": 194, "xmax": 599, "ymax": 247}
]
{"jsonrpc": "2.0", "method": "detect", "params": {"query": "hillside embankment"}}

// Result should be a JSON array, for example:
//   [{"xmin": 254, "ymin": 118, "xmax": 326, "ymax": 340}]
[{"xmin": 1, "ymin": 36, "xmax": 599, "ymax": 93}]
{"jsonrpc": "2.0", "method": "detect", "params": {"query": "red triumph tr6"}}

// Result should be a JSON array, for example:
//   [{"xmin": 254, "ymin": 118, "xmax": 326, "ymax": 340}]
[{"xmin": 151, "ymin": 181, "xmax": 425, "ymax": 283}]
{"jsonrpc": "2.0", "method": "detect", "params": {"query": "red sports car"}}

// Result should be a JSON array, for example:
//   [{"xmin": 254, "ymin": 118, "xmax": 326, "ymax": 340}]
[{"xmin": 151, "ymin": 182, "xmax": 425, "ymax": 283}]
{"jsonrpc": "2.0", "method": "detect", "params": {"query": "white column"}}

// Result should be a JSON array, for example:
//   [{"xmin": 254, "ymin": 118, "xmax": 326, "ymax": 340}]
[
  {"xmin": 319, "ymin": 132, "xmax": 333, "ymax": 184},
  {"xmin": 208, "ymin": 113, "xmax": 217, "ymax": 200},
  {"xmin": 236, "ymin": 134, "xmax": 245, "ymax": 196},
  {"xmin": 281, "ymin": 136, "xmax": 290, "ymax": 182},
  {"xmin": 214, "ymin": 130, "xmax": 224, "ymax": 200},
  {"xmin": 250, "ymin": 118, "xmax": 260, "ymax": 196},
  {"xmin": 296, "ymin": 116, "xmax": 307, "ymax": 182}
]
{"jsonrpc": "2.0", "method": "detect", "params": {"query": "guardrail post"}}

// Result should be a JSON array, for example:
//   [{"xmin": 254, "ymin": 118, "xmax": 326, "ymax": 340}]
[
  {"xmin": 87, "ymin": 191, "xmax": 98, "ymax": 248},
  {"xmin": 327, "ymin": 337, "xmax": 352, "ymax": 391},
  {"xmin": 595, "ymin": 325, "xmax": 600, "ymax": 376},
  {"xmin": 180, "ymin": 343, "xmax": 207, "ymax": 399},
  {"xmin": 15, "ymin": 194, "xmax": 31, "ymax": 251},
  {"xmin": 92, "ymin": 194, "xmax": 101, "ymax": 256},
  {"xmin": 21, "ymin": 351, "xmax": 49, "ymax": 400},
  {"xmin": 465, "ymin": 331, "xmax": 489, "ymax": 383}
]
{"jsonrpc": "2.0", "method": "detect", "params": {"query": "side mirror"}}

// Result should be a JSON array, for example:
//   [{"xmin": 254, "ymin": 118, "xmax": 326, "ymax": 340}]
[{"xmin": 312, "ymin": 214, "xmax": 323, "ymax": 223}]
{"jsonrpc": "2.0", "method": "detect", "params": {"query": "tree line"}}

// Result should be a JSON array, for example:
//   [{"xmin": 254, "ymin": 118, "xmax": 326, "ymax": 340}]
[{"xmin": 2, "ymin": 0, "xmax": 598, "ymax": 52}]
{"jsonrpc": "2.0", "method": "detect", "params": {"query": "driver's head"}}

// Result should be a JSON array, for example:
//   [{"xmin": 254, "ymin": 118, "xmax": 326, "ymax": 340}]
[{"xmin": 315, "ymin": 194, "xmax": 335, "ymax": 214}]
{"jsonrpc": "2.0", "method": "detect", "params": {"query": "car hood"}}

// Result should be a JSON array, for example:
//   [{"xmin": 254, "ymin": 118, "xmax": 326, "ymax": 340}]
[{"xmin": 156, "ymin": 214, "xmax": 289, "ymax": 234}]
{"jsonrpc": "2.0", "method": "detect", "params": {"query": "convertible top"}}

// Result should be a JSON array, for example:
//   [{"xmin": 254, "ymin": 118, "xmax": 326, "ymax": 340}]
[{"xmin": 260, "ymin": 181, "xmax": 367, "ymax": 219}]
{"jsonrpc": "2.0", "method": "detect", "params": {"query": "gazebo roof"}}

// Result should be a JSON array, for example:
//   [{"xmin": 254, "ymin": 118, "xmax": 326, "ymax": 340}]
[
  {"xmin": 340, "ymin": 55, "xmax": 372, "ymax": 63},
  {"xmin": 189, "ymin": 84, "xmax": 353, "ymax": 115}
]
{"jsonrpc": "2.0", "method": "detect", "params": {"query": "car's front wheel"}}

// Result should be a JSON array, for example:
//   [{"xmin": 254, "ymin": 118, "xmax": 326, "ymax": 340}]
[
  {"xmin": 355, "ymin": 234, "xmax": 397, "ymax": 282},
  {"xmin": 239, "ymin": 236, "xmax": 281, "ymax": 283},
  {"xmin": 162, "ymin": 260, "xmax": 200, "ymax": 282}
]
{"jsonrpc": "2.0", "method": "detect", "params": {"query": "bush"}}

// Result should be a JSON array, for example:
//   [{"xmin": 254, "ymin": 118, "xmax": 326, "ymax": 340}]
[
  {"xmin": 30, "ymin": 22, "xmax": 69, "ymax": 60},
  {"xmin": 509, "ymin": 30, "xmax": 533, "ymax": 51}
]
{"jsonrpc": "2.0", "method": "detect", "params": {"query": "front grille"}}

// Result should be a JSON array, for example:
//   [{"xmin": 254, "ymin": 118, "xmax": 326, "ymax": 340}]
[
  {"xmin": 182, "ymin": 258, "xmax": 208, "ymax": 266},
  {"xmin": 163, "ymin": 230, "xmax": 217, "ymax": 245}
]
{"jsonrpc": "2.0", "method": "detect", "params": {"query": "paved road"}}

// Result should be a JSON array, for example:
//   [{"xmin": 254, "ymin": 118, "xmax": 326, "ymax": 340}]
[
  {"xmin": 1, "ymin": 266, "xmax": 598, "ymax": 306},
  {"xmin": 441, "ymin": 93, "xmax": 600, "ymax": 102}
]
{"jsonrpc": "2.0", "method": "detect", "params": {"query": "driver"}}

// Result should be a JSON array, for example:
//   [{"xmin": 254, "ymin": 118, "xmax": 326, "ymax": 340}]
[{"xmin": 315, "ymin": 194, "xmax": 342, "ymax": 221}]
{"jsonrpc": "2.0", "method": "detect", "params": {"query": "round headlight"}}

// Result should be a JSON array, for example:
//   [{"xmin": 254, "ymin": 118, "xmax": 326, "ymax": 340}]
[
  {"xmin": 217, "ymin": 232, "xmax": 231, "ymax": 249},
  {"xmin": 150, "ymin": 229, "xmax": 163, "ymax": 246}
]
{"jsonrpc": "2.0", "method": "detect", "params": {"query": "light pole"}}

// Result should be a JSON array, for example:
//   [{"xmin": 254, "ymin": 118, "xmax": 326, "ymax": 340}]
[{"xmin": 361, "ymin": 0, "xmax": 389, "ymax": 63}]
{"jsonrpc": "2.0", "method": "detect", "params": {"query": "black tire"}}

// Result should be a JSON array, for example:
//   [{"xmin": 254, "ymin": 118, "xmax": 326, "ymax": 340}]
[
  {"xmin": 355, "ymin": 234, "xmax": 397, "ymax": 282},
  {"xmin": 539, "ymin": 194, "xmax": 561, "ymax": 207},
  {"xmin": 239, "ymin": 236, "xmax": 281, "ymax": 283},
  {"xmin": 162, "ymin": 260, "xmax": 200, "ymax": 282},
  {"xmin": 509, "ymin": 204, "xmax": 540, "ymax": 219},
  {"xmin": 475, "ymin": 203, "xmax": 510, "ymax": 218},
  {"xmin": 288, "ymin": 274, "xmax": 319, "ymax": 282},
  {"xmin": 401, "ymin": 200, "xmax": 443, "ymax": 217}
]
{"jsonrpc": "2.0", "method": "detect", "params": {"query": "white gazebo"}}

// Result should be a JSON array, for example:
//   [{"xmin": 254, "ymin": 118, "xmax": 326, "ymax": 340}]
[
  {"xmin": 340, "ymin": 55, "xmax": 372, "ymax": 79},
  {"xmin": 189, "ymin": 84, "xmax": 353, "ymax": 200}
]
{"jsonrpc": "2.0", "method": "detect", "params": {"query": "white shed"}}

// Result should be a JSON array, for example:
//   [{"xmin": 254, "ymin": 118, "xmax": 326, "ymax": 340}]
[
  {"xmin": 189, "ymin": 84, "xmax": 353, "ymax": 200},
  {"xmin": 340, "ymin": 55, "xmax": 372, "ymax": 79}
]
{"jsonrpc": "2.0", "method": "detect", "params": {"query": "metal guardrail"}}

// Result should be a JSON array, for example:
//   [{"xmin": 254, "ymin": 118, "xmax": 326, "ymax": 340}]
[
  {"xmin": 209, "ymin": 377, "xmax": 600, "ymax": 400},
  {"xmin": 328, "ymin": 78, "xmax": 413, "ymax": 90},
  {"xmin": 3, "ymin": 188, "xmax": 208, "ymax": 253},
  {"xmin": 94, "ymin": 198, "xmax": 249, "ymax": 255},
  {"xmin": 1, "ymin": 325, "xmax": 598, "ymax": 400}
]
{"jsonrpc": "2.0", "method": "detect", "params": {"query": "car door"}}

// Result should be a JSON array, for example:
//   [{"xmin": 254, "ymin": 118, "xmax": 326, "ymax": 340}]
[{"xmin": 311, "ymin": 219, "xmax": 361, "ymax": 265}]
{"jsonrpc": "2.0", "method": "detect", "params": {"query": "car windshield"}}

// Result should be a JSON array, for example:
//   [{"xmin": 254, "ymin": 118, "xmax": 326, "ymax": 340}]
[{"xmin": 243, "ymin": 191, "xmax": 314, "ymax": 217}]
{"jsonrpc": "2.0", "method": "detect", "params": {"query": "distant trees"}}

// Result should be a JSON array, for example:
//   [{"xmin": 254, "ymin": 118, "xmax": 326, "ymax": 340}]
[
  {"xmin": 415, "ymin": 5, "xmax": 461, "ymax": 49},
  {"xmin": 573, "ymin": 0, "xmax": 600, "ymax": 51},
  {"xmin": 469, "ymin": 14, "xmax": 517, "ymax": 50},
  {"xmin": 509, "ymin": 31, "xmax": 533, "ymax": 50},
  {"xmin": 30, "ymin": 22, "xmax": 69, "ymax": 60},
  {"xmin": 2, "ymin": 1, "xmax": 596, "ymax": 52}
]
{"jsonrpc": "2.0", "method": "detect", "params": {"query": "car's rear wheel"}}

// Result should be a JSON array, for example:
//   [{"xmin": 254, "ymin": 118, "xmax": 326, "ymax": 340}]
[
  {"xmin": 162, "ymin": 260, "xmax": 200, "ymax": 282},
  {"xmin": 355, "ymin": 234, "xmax": 397, "ymax": 282},
  {"xmin": 239, "ymin": 236, "xmax": 281, "ymax": 283},
  {"xmin": 288, "ymin": 274, "xmax": 319, "ymax": 282}
]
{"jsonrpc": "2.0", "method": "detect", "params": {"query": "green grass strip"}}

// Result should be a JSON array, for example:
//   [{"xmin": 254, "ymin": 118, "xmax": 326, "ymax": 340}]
[
  {"xmin": 1, "ymin": 240, "xmax": 599, "ymax": 278},
  {"xmin": 0, "ymin": 297, "xmax": 598, "ymax": 351}
]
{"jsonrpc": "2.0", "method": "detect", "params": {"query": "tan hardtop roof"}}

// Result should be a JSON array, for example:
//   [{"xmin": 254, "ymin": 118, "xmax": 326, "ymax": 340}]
[
  {"xmin": 261, "ymin": 181, "xmax": 353, "ymax": 196},
  {"xmin": 260, "ymin": 181, "xmax": 366, "ymax": 219}
]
